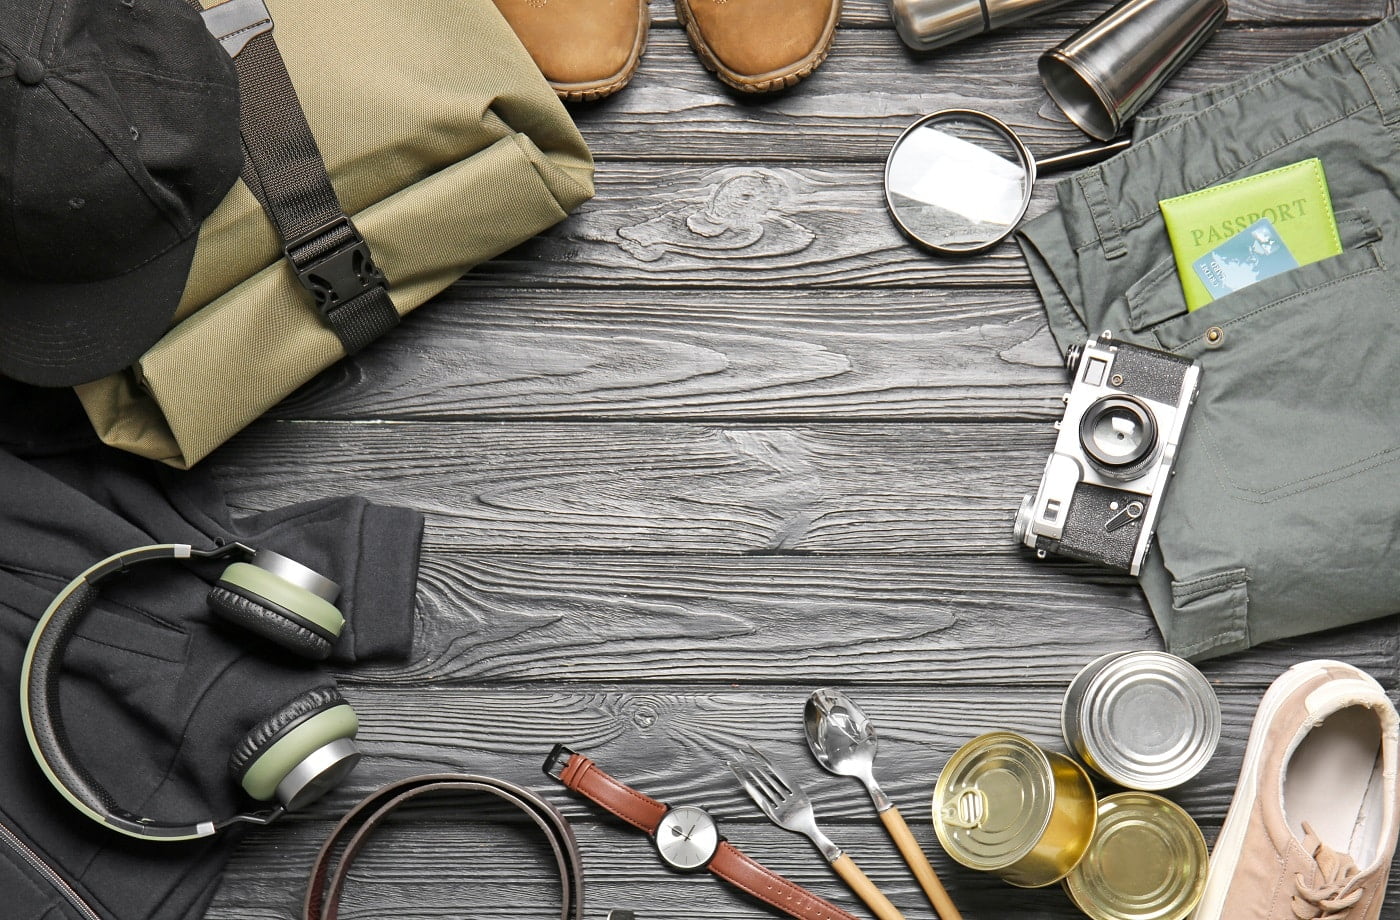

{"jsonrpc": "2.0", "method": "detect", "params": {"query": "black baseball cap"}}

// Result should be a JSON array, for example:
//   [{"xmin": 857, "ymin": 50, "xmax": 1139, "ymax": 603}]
[{"xmin": 0, "ymin": 0, "xmax": 243, "ymax": 387}]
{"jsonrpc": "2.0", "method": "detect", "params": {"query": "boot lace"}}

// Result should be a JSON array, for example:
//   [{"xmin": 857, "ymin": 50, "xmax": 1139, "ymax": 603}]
[{"xmin": 1291, "ymin": 823, "xmax": 1363, "ymax": 920}]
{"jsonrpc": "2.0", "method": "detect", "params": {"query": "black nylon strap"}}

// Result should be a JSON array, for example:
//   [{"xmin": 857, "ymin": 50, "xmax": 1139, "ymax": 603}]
[{"xmin": 195, "ymin": 0, "xmax": 398, "ymax": 354}]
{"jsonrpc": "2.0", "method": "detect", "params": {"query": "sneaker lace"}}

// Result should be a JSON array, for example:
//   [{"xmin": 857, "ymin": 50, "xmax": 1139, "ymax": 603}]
[{"xmin": 1291, "ymin": 823, "xmax": 1364, "ymax": 920}]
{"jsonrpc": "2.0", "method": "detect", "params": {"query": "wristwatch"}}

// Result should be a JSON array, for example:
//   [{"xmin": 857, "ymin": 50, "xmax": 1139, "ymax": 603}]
[{"xmin": 544, "ymin": 744, "xmax": 861, "ymax": 920}]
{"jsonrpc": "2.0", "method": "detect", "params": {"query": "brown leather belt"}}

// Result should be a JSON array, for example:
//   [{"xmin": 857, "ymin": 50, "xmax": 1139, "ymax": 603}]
[{"xmin": 304, "ymin": 773, "xmax": 585, "ymax": 920}]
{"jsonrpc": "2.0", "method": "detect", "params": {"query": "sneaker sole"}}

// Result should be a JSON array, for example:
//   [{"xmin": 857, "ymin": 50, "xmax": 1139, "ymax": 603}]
[{"xmin": 1192, "ymin": 660, "xmax": 1382, "ymax": 920}]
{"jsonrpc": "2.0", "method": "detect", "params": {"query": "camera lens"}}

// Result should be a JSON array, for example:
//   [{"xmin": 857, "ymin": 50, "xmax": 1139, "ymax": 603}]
[
  {"xmin": 1079, "ymin": 396, "xmax": 1157, "ymax": 473},
  {"xmin": 1090, "ymin": 408, "xmax": 1147, "ymax": 459}
]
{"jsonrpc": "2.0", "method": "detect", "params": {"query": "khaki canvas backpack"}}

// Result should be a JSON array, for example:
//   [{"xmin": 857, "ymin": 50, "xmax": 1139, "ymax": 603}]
[{"xmin": 74, "ymin": 0, "xmax": 594, "ymax": 468}]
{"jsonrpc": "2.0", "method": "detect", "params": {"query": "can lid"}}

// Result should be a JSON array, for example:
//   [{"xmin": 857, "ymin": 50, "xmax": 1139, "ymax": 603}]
[
  {"xmin": 932, "ymin": 732, "xmax": 1054, "ymax": 871},
  {"xmin": 1064, "ymin": 792, "xmax": 1208, "ymax": 920},
  {"xmin": 1078, "ymin": 651, "xmax": 1220, "ymax": 790}
]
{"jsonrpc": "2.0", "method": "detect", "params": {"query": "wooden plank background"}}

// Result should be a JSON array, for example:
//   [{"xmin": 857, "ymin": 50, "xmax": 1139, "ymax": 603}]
[{"xmin": 206, "ymin": 2, "xmax": 1400, "ymax": 918}]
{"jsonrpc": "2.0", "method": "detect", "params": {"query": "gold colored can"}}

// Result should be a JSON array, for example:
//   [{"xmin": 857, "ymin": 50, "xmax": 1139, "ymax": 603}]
[
  {"xmin": 1064, "ymin": 792, "xmax": 1208, "ymax": 920},
  {"xmin": 932, "ymin": 731, "xmax": 1098, "ymax": 888}
]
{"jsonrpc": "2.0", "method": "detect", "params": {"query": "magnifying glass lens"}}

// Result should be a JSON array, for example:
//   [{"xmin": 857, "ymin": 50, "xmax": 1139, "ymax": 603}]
[{"xmin": 884, "ymin": 111, "xmax": 1034, "ymax": 255}]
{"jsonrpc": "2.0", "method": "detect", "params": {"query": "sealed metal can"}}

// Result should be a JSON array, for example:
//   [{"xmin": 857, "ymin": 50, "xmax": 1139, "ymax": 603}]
[
  {"xmin": 1064, "ymin": 792, "xmax": 1208, "ymax": 920},
  {"xmin": 1062, "ymin": 651, "xmax": 1220, "ymax": 790},
  {"xmin": 932, "ymin": 731, "xmax": 1097, "ymax": 888}
]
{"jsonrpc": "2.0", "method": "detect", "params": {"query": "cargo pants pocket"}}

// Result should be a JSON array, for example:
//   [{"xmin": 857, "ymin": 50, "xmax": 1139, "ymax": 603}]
[
  {"xmin": 1128, "ymin": 213, "xmax": 1400, "ymax": 500},
  {"xmin": 1167, "ymin": 568, "xmax": 1250, "ymax": 661}
]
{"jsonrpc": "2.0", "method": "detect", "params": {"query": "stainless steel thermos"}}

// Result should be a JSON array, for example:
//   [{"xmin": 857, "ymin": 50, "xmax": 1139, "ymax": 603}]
[
  {"xmin": 890, "ymin": 0, "xmax": 1079, "ymax": 52},
  {"xmin": 1039, "ymin": 0, "xmax": 1229, "ymax": 140},
  {"xmin": 892, "ymin": 0, "xmax": 1228, "ymax": 143}
]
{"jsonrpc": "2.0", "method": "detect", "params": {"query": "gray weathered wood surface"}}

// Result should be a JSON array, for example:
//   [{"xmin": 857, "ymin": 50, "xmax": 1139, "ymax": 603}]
[{"xmin": 206, "ymin": 2, "xmax": 1400, "ymax": 918}]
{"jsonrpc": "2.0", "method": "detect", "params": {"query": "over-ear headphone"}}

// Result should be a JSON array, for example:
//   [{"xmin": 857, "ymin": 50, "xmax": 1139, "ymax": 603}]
[{"xmin": 21, "ymin": 542, "xmax": 363, "ymax": 841}]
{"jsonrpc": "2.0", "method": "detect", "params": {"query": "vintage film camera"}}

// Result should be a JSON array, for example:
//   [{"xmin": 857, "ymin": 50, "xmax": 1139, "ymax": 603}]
[{"xmin": 1014, "ymin": 331, "xmax": 1201, "ymax": 575}]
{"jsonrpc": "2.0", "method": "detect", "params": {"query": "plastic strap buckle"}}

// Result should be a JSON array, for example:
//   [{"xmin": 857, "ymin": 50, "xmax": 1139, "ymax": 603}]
[{"xmin": 283, "ymin": 216, "xmax": 388, "ymax": 320}]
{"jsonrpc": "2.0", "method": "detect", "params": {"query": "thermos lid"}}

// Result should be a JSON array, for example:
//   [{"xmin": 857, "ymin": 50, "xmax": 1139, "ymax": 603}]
[
  {"xmin": 889, "ymin": 0, "xmax": 987, "ymax": 52},
  {"xmin": 932, "ymin": 731, "xmax": 1055, "ymax": 870},
  {"xmin": 1063, "ymin": 651, "xmax": 1221, "ymax": 790},
  {"xmin": 1064, "ymin": 792, "xmax": 1208, "ymax": 920}
]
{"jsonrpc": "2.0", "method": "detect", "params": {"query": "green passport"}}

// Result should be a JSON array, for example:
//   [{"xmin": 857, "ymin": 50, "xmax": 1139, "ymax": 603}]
[{"xmin": 1159, "ymin": 158, "xmax": 1342, "ymax": 310}]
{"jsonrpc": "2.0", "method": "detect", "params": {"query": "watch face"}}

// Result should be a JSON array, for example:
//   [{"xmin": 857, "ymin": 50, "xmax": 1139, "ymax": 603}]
[{"xmin": 655, "ymin": 805, "xmax": 720, "ymax": 872}]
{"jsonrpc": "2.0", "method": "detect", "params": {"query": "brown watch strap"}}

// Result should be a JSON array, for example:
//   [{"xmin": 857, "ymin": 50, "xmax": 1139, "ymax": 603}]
[
  {"xmin": 544, "ymin": 745, "xmax": 862, "ymax": 920},
  {"xmin": 710, "ymin": 842, "xmax": 861, "ymax": 920},
  {"xmin": 551, "ymin": 748, "xmax": 668, "ymax": 833},
  {"xmin": 304, "ymin": 773, "xmax": 584, "ymax": 920}
]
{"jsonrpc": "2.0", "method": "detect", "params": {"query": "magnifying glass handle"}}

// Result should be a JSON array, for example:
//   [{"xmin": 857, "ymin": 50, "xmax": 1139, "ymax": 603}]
[{"xmin": 1037, "ymin": 136, "xmax": 1133, "ymax": 174}]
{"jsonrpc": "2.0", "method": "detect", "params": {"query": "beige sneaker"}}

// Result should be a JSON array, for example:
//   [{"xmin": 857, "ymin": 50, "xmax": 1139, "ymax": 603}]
[{"xmin": 1193, "ymin": 660, "xmax": 1399, "ymax": 920}]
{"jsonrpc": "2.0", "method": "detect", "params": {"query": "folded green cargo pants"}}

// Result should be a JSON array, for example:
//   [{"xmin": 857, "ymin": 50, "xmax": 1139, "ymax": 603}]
[{"xmin": 1018, "ymin": 18, "xmax": 1400, "ymax": 660}]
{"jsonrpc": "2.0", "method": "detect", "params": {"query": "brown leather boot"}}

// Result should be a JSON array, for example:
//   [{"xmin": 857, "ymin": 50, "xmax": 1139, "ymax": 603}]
[
  {"xmin": 493, "ymin": 0, "xmax": 650, "ymax": 102},
  {"xmin": 675, "ymin": 0, "xmax": 840, "ymax": 93}
]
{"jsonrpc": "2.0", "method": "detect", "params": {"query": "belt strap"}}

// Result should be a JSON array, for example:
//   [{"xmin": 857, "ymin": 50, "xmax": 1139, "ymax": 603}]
[
  {"xmin": 196, "ymin": 0, "xmax": 399, "ymax": 354},
  {"xmin": 304, "ymin": 774, "xmax": 586, "ymax": 920}
]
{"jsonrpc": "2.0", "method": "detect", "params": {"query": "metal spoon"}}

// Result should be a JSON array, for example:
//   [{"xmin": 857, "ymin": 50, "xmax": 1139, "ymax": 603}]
[{"xmin": 805, "ymin": 688, "xmax": 964, "ymax": 920}]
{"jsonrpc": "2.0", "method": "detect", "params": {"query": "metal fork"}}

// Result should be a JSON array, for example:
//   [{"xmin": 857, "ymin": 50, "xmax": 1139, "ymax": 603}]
[{"xmin": 729, "ymin": 746, "xmax": 907, "ymax": 920}]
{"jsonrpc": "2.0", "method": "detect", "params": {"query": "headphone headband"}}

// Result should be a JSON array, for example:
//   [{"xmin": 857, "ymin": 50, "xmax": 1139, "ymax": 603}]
[{"xmin": 21, "ymin": 543, "xmax": 280, "ymax": 841}]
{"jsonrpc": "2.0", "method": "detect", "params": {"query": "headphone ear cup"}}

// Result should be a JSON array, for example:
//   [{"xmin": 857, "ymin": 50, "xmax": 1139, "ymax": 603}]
[
  {"xmin": 208, "ymin": 586, "xmax": 332, "ymax": 660},
  {"xmin": 230, "ymin": 686, "xmax": 360, "ymax": 810},
  {"xmin": 208, "ymin": 562, "xmax": 345, "ymax": 661}
]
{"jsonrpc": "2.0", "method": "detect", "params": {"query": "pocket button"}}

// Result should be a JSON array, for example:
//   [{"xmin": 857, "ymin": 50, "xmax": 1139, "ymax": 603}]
[{"xmin": 1204, "ymin": 325, "xmax": 1225, "ymax": 348}]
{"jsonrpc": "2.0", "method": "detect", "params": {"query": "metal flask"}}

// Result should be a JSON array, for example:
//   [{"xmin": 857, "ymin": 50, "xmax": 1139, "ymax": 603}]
[
  {"xmin": 890, "ymin": 0, "xmax": 1080, "ymax": 52},
  {"xmin": 1039, "ymin": 0, "xmax": 1229, "ymax": 140}
]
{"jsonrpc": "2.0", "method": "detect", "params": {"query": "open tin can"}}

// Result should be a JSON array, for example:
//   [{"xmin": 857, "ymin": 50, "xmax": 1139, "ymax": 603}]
[
  {"xmin": 1062, "ymin": 651, "xmax": 1220, "ymax": 790},
  {"xmin": 1064, "ymin": 792, "xmax": 1208, "ymax": 920},
  {"xmin": 932, "ymin": 731, "xmax": 1097, "ymax": 887}
]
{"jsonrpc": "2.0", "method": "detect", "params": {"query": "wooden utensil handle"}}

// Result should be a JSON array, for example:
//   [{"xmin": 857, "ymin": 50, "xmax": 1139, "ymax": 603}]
[
  {"xmin": 829, "ymin": 852, "xmax": 906, "ymax": 920},
  {"xmin": 880, "ymin": 806, "xmax": 963, "ymax": 920}
]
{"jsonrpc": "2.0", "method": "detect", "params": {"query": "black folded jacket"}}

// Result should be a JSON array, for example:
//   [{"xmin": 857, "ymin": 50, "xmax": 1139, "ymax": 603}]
[{"xmin": 0, "ymin": 382, "xmax": 423, "ymax": 920}]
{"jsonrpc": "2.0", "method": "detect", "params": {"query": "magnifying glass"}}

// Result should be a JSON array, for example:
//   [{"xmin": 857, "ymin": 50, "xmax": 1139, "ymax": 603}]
[{"xmin": 884, "ymin": 109, "xmax": 1132, "ymax": 256}]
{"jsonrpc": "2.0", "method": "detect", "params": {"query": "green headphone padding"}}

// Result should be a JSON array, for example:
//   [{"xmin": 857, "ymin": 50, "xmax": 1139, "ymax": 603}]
[
  {"xmin": 238, "ymin": 704, "xmax": 359, "ymax": 801},
  {"xmin": 219, "ymin": 562, "xmax": 345, "ymax": 637}
]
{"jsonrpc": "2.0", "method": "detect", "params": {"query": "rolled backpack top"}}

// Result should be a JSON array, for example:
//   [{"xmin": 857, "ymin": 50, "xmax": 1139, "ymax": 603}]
[{"xmin": 74, "ymin": 0, "xmax": 594, "ymax": 467}]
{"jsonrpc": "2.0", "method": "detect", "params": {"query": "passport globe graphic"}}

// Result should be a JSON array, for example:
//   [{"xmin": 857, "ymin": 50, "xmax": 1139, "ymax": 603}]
[{"xmin": 1192, "ymin": 218, "xmax": 1300, "ymax": 299}]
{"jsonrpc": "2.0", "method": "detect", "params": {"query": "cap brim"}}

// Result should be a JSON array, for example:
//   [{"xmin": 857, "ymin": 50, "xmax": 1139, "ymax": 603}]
[{"xmin": 0, "ymin": 235, "xmax": 196, "ymax": 387}]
